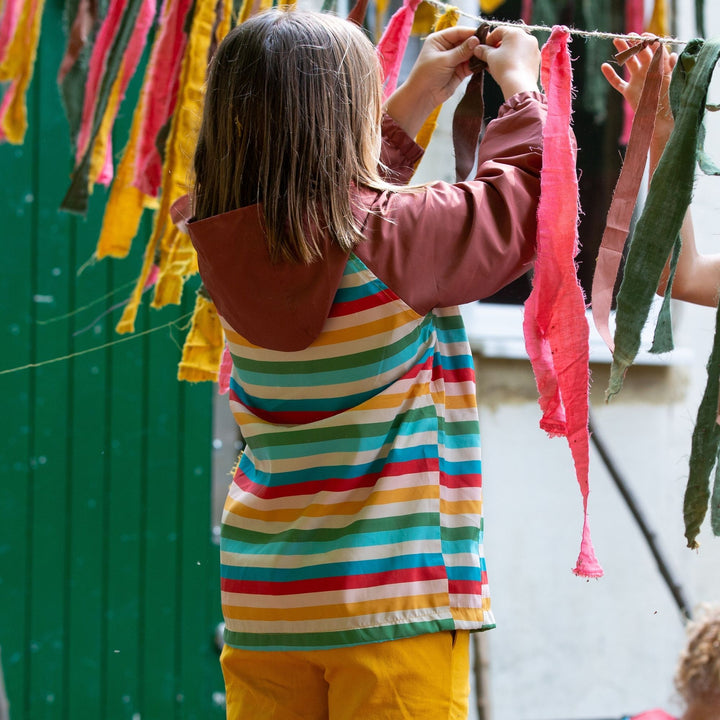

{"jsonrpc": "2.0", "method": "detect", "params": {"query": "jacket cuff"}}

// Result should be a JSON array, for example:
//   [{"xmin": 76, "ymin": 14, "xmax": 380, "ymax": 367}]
[
  {"xmin": 498, "ymin": 90, "xmax": 547, "ymax": 118},
  {"xmin": 381, "ymin": 113, "xmax": 425, "ymax": 167}
]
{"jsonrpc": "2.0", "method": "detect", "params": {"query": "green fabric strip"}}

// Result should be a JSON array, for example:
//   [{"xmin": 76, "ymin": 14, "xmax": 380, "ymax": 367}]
[
  {"xmin": 712, "ymin": 446, "xmax": 720, "ymax": 536},
  {"xmin": 696, "ymin": 0, "xmax": 706, "ymax": 38},
  {"xmin": 684, "ymin": 302, "xmax": 720, "ymax": 548},
  {"xmin": 650, "ymin": 234, "xmax": 681, "ymax": 355},
  {"xmin": 60, "ymin": 0, "xmax": 145, "ymax": 214},
  {"xmin": 608, "ymin": 38, "xmax": 720, "ymax": 399}
]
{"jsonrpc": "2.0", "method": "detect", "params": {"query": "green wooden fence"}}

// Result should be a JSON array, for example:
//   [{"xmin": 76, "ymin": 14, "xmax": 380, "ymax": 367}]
[{"xmin": 0, "ymin": 2, "xmax": 225, "ymax": 717}]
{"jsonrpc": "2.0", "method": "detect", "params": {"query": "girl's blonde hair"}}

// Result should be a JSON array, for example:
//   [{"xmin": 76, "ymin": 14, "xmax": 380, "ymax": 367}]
[
  {"xmin": 193, "ymin": 8, "xmax": 389, "ymax": 263},
  {"xmin": 675, "ymin": 604, "xmax": 720, "ymax": 705}
]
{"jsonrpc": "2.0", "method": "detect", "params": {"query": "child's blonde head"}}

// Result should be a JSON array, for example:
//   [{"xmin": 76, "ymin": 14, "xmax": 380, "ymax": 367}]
[
  {"xmin": 193, "ymin": 8, "xmax": 385, "ymax": 263},
  {"xmin": 675, "ymin": 604, "xmax": 720, "ymax": 707}
]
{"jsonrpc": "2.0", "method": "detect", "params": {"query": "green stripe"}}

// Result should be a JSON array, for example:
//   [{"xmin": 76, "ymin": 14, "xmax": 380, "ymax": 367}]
[
  {"xmin": 224, "ymin": 618, "xmax": 456, "ymax": 651},
  {"xmin": 230, "ymin": 315, "xmax": 432, "ymax": 375},
  {"xmin": 249, "ymin": 405, "xmax": 438, "ymax": 449},
  {"xmin": 221, "ymin": 512, "xmax": 440, "ymax": 546}
]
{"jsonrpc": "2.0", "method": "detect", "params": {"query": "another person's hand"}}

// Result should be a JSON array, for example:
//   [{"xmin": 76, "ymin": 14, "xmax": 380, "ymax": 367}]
[{"xmin": 601, "ymin": 35, "xmax": 677, "ymax": 148}]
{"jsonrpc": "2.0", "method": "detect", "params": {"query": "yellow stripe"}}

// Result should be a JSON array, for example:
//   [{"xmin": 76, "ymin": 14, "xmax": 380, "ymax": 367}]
[
  {"xmin": 224, "ymin": 485, "xmax": 439, "ymax": 523},
  {"xmin": 222, "ymin": 593, "xmax": 448, "ymax": 622}
]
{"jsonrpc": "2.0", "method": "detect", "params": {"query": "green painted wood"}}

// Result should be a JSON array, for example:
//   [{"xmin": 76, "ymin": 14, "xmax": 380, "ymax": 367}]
[{"xmin": 0, "ymin": 1, "xmax": 224, "ymax": 717}]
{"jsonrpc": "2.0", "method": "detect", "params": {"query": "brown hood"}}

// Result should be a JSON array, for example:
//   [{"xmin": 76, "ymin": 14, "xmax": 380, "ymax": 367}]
[{"xmin": 187, "ymin": 205, "xmax": 350, "ymax": 352}]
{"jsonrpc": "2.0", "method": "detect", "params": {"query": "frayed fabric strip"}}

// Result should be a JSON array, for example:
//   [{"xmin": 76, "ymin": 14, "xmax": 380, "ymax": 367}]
[{"xmin": 523, "ymin": 26, "xmax": 602, "ymax": 578}]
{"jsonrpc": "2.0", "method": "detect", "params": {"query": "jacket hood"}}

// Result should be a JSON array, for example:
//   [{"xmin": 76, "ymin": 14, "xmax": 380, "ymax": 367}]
[{"xmin": 187, "ymin": 205, "xmax": 351, "ymax": 352}]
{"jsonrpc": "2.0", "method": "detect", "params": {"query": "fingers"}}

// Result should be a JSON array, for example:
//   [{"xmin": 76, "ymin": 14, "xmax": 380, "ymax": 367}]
[{"xmin": 601, "ymin": 62, "xmax": 625, "ymax": 93}]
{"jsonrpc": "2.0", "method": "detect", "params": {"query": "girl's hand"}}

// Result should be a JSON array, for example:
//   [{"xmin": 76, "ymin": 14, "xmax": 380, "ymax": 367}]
[
  {"xmin": 385, "ymin": 25, "xmax": 540, "ymax": 138},
  {"xmin": 473, "ymin": 26, "xmax": 540, "ymax": 100}
]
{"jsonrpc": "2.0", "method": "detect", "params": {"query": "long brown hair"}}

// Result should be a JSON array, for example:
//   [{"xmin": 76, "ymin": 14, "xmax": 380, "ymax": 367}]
[{"xmin": 193, "ymin": 8, "xmax": 389, "ymax": 263}]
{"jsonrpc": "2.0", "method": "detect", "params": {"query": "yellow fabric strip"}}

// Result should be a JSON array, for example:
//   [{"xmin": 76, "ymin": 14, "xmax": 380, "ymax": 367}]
[
  {"xmin": 95, "ymin": 65, "xmax": 152, "ymax": 260},
  {"xmin": 152, "ymin": 229, "xmax": 199, "ymax": 307},
  {"xmin": 479, "ymin": 0, "xmax": 506, "ymax": 11},
  {"xmin": 647, "ymin": 0, "xmax": 669, "ymax": 36},
  {"xmin": 414, "ymin": 7, "xmax": 459, "ymax": 152},
  {"xmin": 0, "ymin": 0, "xmax": 46, "ymax": 144},
  {"xmin": 177, "ymin": 294, "xmax": 225, "ymax": 382}
]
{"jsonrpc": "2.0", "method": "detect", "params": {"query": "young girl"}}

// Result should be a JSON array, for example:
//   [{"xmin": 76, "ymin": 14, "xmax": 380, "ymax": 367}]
[{"xmin": 188, "ymin": 8, "xmax": 544, "ymax": 718}]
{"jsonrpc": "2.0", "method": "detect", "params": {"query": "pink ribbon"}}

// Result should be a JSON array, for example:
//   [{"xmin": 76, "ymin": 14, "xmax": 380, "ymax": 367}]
[
  {"xmin": 523, "ymin": 26, "xmax": 603, "ymax": 578},
  {"xmin": 521, "ymin": 0, "xmax": 533, "ymax": 24},
  {"xmin": 376, "ymin": 0, "xmax": 422, "ymax": 100},
  {"xmin": 0, "ymin": 0, "xmax": 23, "ymax": 64},
  {"xmin": 217, "ymin": 344, "xmax": 232, "ymax": 395},
  {"xmin": 75, "ymin": 0, "xmax": 128, "ymax": 163},
  {"xmin": 132, "ymin": 0, "xmax": 194, "ymax": 197}
]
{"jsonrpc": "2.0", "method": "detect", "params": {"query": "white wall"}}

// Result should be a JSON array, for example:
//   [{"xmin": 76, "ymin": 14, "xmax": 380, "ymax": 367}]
[{"xmin": 424, "ymin": 3, "xmax": 720, "ymax": 718}]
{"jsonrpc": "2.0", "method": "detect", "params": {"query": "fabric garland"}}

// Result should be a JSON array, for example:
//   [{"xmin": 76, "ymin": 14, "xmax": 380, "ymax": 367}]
[
  {"xmin": 376, "ymin": 0, "xmax": 422, "ymax": 100},
  {"xmin": 621, "ymin": 0, "xmax": 646, "ymax": 145},
  {"xmin": 608, "ymin": 38, "xmax": 720, "ymax": 399},
  {"xmin": 523, "ymin": 26, "xmax": 603, "ymax": 578},
  {"xmin": 591, "ymin": 42, "xmax": 664, "ymax": 352},
  {"xmin": 132, "ymin": 0, "xmax": 194, "ymax": 197},
  {"xmin": 0, "ymin": 0, "xmax": 46, "ymax": 144},
  {"xmin": 177, "ymin": 292, "xmax": 225, "ymax": 382}
]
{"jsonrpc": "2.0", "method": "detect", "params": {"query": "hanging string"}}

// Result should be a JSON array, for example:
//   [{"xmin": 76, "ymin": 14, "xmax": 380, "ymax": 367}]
[
  {"xmin": 0, "ymin": 311, "xmax": 193, "ymax": 376},
  {"xmin": 421, "ymin": 0, "xmax": 688, "ymax": 46}
]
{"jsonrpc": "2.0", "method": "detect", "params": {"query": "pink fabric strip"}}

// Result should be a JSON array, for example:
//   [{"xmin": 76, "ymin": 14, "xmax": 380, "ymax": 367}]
[
  {"xmin": 75, "ymin": 0, "xmax": 128, "ymax": 163},
  {"xmin": 520, "ymin": 0, "xmax": 533, "ymax": 24},
  {"xmin": 376, "ymin": 0, "xmax": 422, "ymax": 101},
  {"xmin": 218, "ymin": 344, "xmax": 232, "ymax": 395},
  {"xmin": 0, "ymin": 0, "xmax": 23, "ymax": 64},
  {"xmin": 591, "ymin": 43, "xmax": 663, "ymax": 351},
  {"xmin": 621, "ymin": 0, "xmax": 646, "ymax": 144},
  {"xmin": 523, "ymin": 26, "xmax": 602, "ymax": 578},
  {"xmin": 95, "ymin": 0, "xmax": 157, "ymax": 185},
  {"xmin": 132, "ymin": 0, "xmax": 194, "ymax": 197},
  {"xmin": 0, "ymin": 79, "xmax": 17, "ymax": 142}
]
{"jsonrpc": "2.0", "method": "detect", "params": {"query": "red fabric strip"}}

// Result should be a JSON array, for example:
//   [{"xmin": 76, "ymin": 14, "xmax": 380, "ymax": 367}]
[
  {"xmin": 75, "ymin": 0, "xmax": 128, "ymax": 163},
  {"xmin": 523, "ymin": 26, "xmax": 602, "ymax": 578},
  {"xmin": 376, "ymin": 0, "xmax": 422, "ymax": 101},
  {"xmin": 521, "ymin": 0, "xmax": 533, "ymax": 24},
  {"xmin": 591, "ymin": 43, "xmax": 663, "ymax": 351},
  {"xmin": 132, "ymin": 0, "xmax": 194, "ymax": 197}
]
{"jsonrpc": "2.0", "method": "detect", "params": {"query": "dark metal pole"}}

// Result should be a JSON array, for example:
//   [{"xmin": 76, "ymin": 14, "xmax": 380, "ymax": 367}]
[{"xmin": 589, "ymin": 412, "xmax": 693, "ymax": 623}]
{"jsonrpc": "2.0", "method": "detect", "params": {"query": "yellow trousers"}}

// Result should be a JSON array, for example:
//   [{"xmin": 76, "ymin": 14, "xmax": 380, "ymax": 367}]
[{"xmin": 221, "ymin": 630, "xmax": 470, "ymax": 720}]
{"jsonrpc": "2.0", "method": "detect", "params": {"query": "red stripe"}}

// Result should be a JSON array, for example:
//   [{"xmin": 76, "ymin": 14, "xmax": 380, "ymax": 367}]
[
  {"xmin": 233, "ymin": 457, "xmax": 441, "ymax": 500},
  {"xmin": 221, "ymin": 565, "xmax": 446, "ymax": 596},
  {"xmin": 328, "ymin": 291, "xmax": 392, "ymax": 317},
  {"xmin": 447, "ymin": 579, "xmax": 485, "ymax": 595}
]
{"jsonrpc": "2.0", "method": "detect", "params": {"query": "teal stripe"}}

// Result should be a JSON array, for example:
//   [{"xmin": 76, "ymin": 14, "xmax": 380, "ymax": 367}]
[
  {"xmin": 221, "ymin": 524, "xmax": 442, "ymax": 557},
  {"xmin": 221, "ymin": 552, "xmax": 445, "ymax": 582},
  {"xmin": 439, "ymin": 459, "xmax": 482, "ymax": 476},
  {"xmin": 239, "ymin": 444, "xmax": 438, "ymax": 486},
  {"xmin": 224, "ymin": 618, "xmax": 456, "ymax": 651},
  {"xmin": 221, "ymin": 512, "xmax": 440, "ymax": 546}
]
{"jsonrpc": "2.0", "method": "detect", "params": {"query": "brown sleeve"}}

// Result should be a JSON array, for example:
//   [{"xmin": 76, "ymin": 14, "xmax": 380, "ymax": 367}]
[
  {"xmin": 378, "ymin": 113, "xmax": 425, "ymax": 185},
  {"xmin": 355, "ymin": 91, "xmax": 546, "ymax": 314}
]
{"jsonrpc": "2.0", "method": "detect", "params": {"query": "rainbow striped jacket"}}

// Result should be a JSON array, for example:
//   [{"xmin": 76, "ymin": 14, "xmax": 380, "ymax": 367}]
[{"xmin": 188, "ymin": 92, "xmax": 546, "ymax": 651}]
